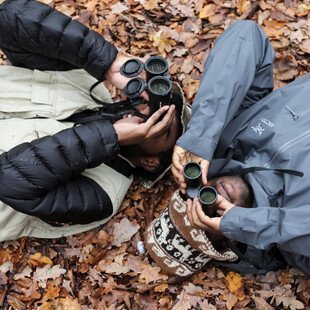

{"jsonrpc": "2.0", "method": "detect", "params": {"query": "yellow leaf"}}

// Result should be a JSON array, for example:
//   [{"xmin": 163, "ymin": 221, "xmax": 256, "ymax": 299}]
[
  {"xmin": 237, "ymin": 0, "xmax": 251, "ymax": 15},
  {"xmin": 226, "ymin": 271, "xmax": 246, "ymax": 301},
  {"xmin": 29, "ymin": 252, "xmax": 53, "ymax": 266},
  {"xmin": 199, "ymin": 4, "xmax": 216, "ymax": 19},
  {"xmin": 143, "ymin": 0, "xmax": 159, "ymax": 11}
]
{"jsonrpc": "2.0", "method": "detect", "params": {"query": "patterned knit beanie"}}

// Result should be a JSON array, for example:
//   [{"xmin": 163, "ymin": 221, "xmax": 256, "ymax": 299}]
[{"xmin": 145, "ymin": 190, "xmax": 238, "ymax": 277}]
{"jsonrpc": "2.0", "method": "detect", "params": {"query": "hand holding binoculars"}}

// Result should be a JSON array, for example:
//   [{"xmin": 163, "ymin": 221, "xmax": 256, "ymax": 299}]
[
  {"xmin": 183, "ymin": 162, "xmax": 218, "ymax": 217},
  {"xmin": 120, "ymin": 56, "xmax": 172, "ymax": 115}
]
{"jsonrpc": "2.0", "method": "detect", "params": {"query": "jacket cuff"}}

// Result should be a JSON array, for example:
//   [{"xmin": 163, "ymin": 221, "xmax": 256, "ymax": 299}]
[{"xmin": 87, "ymin": 42, "xmax": 118, "ymax": 81}]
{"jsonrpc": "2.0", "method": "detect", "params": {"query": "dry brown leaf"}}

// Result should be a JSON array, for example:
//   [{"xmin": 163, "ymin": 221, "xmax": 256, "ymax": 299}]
[
  {"xmin": 112, "ymin": 218, "xmax": 140, "ymax": 247},
  {"xmin": 199, "ymin": 4, "xmax": 217, "ymax": 20},
  {"xmin": 143, "ymin": 0, "xmax": 159, "ymax": 10},
  {"xmin": 111, "ymin": 2, "xmax": 129, "ymax": 15},
  {"xmin": 252, "ymin": 296, "xmax": 275, "ymax": 310},
  {"xmin": 33, "ymin": 265, "xmax": 66, "ymax": 289},
  {"xmin": 139, "ymin": 263, "xmax": 168, "ymax": 284}
]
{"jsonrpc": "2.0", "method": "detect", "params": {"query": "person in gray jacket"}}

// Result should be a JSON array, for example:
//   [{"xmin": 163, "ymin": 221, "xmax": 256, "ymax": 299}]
[{"xmin": 172, "ymin": 20, "xmax": 310, "ymax": 276}]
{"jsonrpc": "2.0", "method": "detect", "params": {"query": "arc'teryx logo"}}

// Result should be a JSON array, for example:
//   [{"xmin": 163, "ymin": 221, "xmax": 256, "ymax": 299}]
[
  {"xmin": 251, "ymin": 118, "xmax": 275, "ymax": 136},
  {"xmin": 251, "ymin": 123, "xmax": 265, "ymax": 136}
]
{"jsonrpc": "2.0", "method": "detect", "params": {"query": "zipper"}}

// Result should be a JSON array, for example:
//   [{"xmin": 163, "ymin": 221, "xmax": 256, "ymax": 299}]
[
  {"xmin": 263, "ymin": 128, "xmax": 310, "ymax": 168},
  {"xmin": 285, "ymin": 106, "xmax": 298, "ymax": 120},
  {"xmin": 285, "ymin": 105, "xmax": 310, "ymax": 120}
]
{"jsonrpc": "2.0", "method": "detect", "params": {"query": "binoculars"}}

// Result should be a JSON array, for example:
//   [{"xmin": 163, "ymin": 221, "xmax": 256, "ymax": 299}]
[
  {"xmin": 183, "ymin": 162, "xmax": 218, "ymax": 217},
  {"xmin": 120, "ymin": 56, "xmax": 172, "ymax": 115}
]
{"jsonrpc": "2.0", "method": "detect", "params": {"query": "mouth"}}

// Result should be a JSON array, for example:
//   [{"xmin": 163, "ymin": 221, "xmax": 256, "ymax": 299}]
[{"xmin": 216, "ymin": 182, "xmax": 234, "ymax": 203}]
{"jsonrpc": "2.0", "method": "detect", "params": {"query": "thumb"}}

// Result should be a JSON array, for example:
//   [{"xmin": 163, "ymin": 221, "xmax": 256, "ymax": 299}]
[
  {"xmin": 216, "ymin": 194, "xmax": 235, "ymax": 212},
  {"xmin": 200, "ymin": 160, "xmax": 210, "ymax": 185}
]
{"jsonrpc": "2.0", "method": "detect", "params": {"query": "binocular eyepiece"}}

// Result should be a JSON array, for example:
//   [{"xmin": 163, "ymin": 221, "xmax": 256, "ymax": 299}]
[
  {"xmin": 121, "ymin": 56, "xmax": 172, "ymax": 115},
  {"xmin": 183, "ymin": 162, "xmax": 218, "ymax": 217}
]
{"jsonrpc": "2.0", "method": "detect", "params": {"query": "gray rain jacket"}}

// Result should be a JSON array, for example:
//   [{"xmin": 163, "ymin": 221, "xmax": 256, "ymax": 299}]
[{"xmin": 177, "ymin": 21, "xmax": 310, "ymax": 276}]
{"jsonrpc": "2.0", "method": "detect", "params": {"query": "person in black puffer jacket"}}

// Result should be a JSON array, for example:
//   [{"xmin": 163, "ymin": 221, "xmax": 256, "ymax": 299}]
[{"xmin": 0, "ymin": 0, "xmax": 188, "ymax": 237}]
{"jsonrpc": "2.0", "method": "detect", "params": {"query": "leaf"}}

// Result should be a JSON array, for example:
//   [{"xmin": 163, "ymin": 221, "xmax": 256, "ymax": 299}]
[
  {"xmin": 226, "ymin": 271, "xmax": 246, "ymax": 301},
  {"xmin": 33, "ymin": 265, "xmax": 66, "ymax": 289},
  {"xmin": 54, "ymin": 296, "xmax": 81, "ymax": 309},
  {"xmin": 13, "ymin": 266, "xmax": 32, "ymax": 280},
  {"xmin": 29, "ymin": 252, "xmax": 53, "ymax": 266},
  {"xmin": 300, "ymin": 39, "xmax": 310, "ymax": 54},
  {"xmin": 199, "ymin": 4, "xmax": 217, "ymax": 19},
  {"xmin": 237, "ymin": 0, "xmax": 251, "ymax": 14},
  {"xmin": 252, "ymin": 296, "xmax": 275, "ymax": 310},
  {"xmin": 150, "ymin": 30, "xmax": 177, "ymax": 54},
  {"xmin": 143, "ymin": 0, "xmax": 159, "ymax": 11},
  {"xmin": 112, "ymin": 218, "xmax": 140, "ymax": 247},
  {"xmin": 139, "ymin": 264, "xmax": 168, "ymax": 284},
  {"xmin": 111, "ymin": 2, "xmax": 129, "ymax": 15}
]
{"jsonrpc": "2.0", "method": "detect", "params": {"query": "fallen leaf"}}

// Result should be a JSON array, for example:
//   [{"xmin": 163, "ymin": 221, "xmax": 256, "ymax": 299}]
[
  {"xmin": 139, "ymin": 263, "xmax": 168, "ymax": 284},
  {"xmin": 226, "ymin": 271, "xmax": 246, "ymax": 301},
  {"xmin": 29, "ymin": 252, "xmax": 53, "ymax": 266},
  {"xmin": 112, "ymin": 218, "xmax": 140, "ymax": 247},
  {"xmin": 33, "ymin": 265, "xmax": 66, "ymax": 289}
]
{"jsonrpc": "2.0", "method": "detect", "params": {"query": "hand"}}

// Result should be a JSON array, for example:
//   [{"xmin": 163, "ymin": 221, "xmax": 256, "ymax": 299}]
[
  {"xmin": 172, "ymin": 145, "xmax": 210, "ymax": 194},
  {"xmin": 186, "ymin": 194, "xmax": 235, "ymax": 234},
  {"xmin": 113, "ymin": 105, "xmax": 175, "ymax": 145},
  {"xmin": 105, "ymin": 53, "xmax": 148, "ymax": 100}
]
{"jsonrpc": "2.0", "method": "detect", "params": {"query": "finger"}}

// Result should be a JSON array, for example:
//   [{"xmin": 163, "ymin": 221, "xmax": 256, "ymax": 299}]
[
  {"xmin": 172, "ymin": 145, "xmax": 187, "ymax": 172},
  {"xmin": 191, "ymin": 198, "xmax": 205, "ymax": 228},
  {"xmin": 200, "ymin": 159, "xmax": 210, "ymax": 185},
  {"xmin": 171, "ymin": 166, "xmax": 187, "ymax": 194},
  {"xmin": 186, "ymin": 198, "xmax": 194, "ymax": 225},
  {"xmin": 145, "ymin": 105, "xmax": 175, "ymax": 139},
  {"xmin": 215, "ymin": 194, "xmax": 235, "ymax": 211},
  {"xmin": 195, "ymin": 201, "xmax": 221, "ymax": 231}
]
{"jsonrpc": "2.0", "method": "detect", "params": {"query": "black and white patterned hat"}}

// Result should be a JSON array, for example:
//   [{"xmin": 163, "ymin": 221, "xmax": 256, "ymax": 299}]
[{"xmin": 145, "ymin": 190, "xmax": 238, "ymax": 277}]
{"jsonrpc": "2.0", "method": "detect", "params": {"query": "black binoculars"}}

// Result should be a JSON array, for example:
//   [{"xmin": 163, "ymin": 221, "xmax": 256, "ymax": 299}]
[
  {"xmin": 120, "ymin": 56, "xmax": 172, "ymax": 115},
  {"xmin": 183, "ymin": 162, "xmax": 218, "ymax": 217}
]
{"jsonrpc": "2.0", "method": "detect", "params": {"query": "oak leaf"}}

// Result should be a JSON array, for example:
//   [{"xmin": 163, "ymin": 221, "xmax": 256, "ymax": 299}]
[
  {"xmin": 112, "ymin": 218, "xmax": 140, "ymax": 247},
  {"xmin": 33, "ymin": 265, "xmax": 66, "ymax": 289},
  {"xmin": 139, "ymin": 264, "xmax": 168, "ymax": 284},
  {"xmin": 29, "ymin": 252, "xmax": 53, "ymax": 266},
  {"xmin": 143, "ymin": 0, "xmax": 159, "ymax": 11},
  {"xmin": 199, "ymin": 4, "xmax": 217, "ymax": 20},
  {"xmin": 226, "ymin": 271, "xmax": 246, "ymax": 301}
]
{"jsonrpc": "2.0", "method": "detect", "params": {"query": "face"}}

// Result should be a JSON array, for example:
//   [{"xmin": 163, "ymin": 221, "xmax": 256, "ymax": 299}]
[
  {"xmin": 207, "ymin": 175, "xmax": 253, "ymax": 208},
  {"xmin": 138, "ymin": 111, "xmax": 179, "ymax": 154}
]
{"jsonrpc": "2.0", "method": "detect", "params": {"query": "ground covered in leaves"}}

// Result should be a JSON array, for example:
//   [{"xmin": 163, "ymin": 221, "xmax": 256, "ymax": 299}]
[{"xmin": 0, "ymin": 0, "xmax": 310, "ymax": 309}]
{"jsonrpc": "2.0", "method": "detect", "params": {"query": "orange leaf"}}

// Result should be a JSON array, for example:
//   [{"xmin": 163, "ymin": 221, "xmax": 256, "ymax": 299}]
[
  {"xmin": 226, "ymin": 271, "xmax": 246, "ymax": 301},
  {"xmin": 29, "ymin": 252, "xmax": 53, "ymax": 266}
]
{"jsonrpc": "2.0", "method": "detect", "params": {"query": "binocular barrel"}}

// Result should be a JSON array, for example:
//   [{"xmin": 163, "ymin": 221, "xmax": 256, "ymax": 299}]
[
  {"xmin": 198, "ymin": 186, "xmax": 218, "ymax": 217},
  {"xmin": 183, "ymin": 162, "xmax": 218, "ymax": 217},
  {"xmin": 145, "ymin": 56, "xmax": 169, "ymax": 80}
]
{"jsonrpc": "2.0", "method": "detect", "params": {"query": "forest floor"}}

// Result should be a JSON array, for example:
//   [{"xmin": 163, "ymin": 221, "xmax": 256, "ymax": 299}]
[{"xmin": 0, "ymin": 0, "xmax": 309, "ymax": 309}]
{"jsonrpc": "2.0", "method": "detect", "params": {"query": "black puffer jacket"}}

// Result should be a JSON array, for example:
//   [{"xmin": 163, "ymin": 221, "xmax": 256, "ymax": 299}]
[
  {"xmin": 0, "ymin": 121, "xmax": 119, "ymax": 225},
  {"xmin": 0, "ymin": 0, "xmax": 118, "ymax": 80},
  {"xmin": 0, "ymin": 0, "xmax": 123, "ymax": 225}
]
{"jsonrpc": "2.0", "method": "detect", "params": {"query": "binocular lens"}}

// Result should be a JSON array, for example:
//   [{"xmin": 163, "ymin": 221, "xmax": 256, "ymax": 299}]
[
  {"xmin": 123, "ymin": 77, "xmax": 145, "ymax": 98},
  {"xmin": 199, "ymin": 186, "xmax": 218, "ymax": 217},
  {"xmin": 120, "ymin": 59, "xmax": 144, "ymax": 78},
  {"xmin": 145, "ymin": 56, "xmax": 168, "ymax": 80},
  {"xmin": 183, "ymin": 162, "xmax": 201, "ymax": 188},
  {"xmin": 149, "ymin": 77, "xmax": 171, "ymax": 95},
  {"xmin": 199, "ymin": 187, "xmax": 217, "ymax": 205}
]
